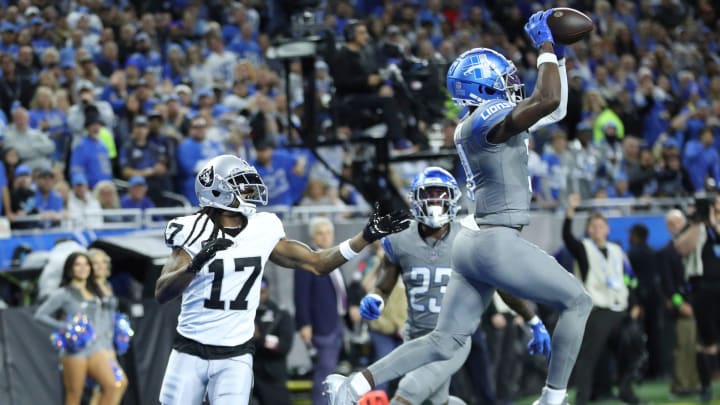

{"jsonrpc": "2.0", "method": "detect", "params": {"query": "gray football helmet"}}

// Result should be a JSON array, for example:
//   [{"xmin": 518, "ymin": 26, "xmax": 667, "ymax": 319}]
[{"xmin": 195, "ymin": 155, "xmax": 268, "ymax": 216}]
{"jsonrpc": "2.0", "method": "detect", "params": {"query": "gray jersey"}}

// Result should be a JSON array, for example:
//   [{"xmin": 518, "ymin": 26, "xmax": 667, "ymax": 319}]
[
  {"xmin": 382, "ymin": 221, "xmax": 460, "ymax": 337},
  {"xmin": 455, "ymin": 99, "xmax": 531, "ymax": 227}
]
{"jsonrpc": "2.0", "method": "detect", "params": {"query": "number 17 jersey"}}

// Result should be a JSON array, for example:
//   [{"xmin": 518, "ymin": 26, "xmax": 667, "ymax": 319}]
[
  {"xmin": 381, "ymin": 221, "xmax": 460, "ymax": 338},
  {"xmin": 164, "ymin": 212, "xmax": 286, "ymax": 346}
]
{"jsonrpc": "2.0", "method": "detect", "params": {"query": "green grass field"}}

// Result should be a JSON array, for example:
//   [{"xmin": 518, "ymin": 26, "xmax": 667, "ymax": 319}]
[{"xmin": 516, "ymin": 381, "xmax": 720, "ymax": 405}]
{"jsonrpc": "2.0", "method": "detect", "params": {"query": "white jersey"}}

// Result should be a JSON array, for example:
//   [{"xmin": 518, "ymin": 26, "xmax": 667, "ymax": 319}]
[{"xmin": 164, "ymin": 211, "xmax": 285, "ymax": 346}]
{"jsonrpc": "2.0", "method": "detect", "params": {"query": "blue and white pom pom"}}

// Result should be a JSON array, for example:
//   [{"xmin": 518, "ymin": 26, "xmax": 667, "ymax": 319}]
[
  {"xmin": 51, "ymin": 313, "xmax": 96, "ymax": 352},
  {"xmin": 113, "ymin": 313, "xmax": 134, "ymax": 355}
]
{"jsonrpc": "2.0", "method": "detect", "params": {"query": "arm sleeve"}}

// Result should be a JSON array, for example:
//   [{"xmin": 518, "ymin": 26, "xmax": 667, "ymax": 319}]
[
  {"xmin": 34, "ymin": 290, "xmax": 67, "ymax": 330},
  {"xmin": 528, "ymin": 59, "xmax": 568, "ymax": 133},
  {"xmin": 293, "ymin": 269, "xmax": 312, "ymax": 330},
  {"xmin": 562, "ymin": 217, "xmax": 589, "ymax": 280}
]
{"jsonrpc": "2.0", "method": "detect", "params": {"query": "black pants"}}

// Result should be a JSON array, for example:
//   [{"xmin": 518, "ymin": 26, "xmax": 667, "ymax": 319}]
[
  {"xmin": 487, "ymin": 314, "xmax": 523, "ymax": 401},
  {"xmin": 252, "ymin": 377, "xmax": 291, "ymax": 405},
  {"xmin": 340, "ymin": 94, "xmax": 404, "ymax": 141},
  {"xmin": 573, "ymin": 308, "xmax": 627, "ymax": 405}
]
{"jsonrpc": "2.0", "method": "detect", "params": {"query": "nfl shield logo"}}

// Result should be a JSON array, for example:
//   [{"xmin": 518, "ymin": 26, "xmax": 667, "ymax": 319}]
[{"xmin": 198, "ymin": 166, "xmax": 214, "ymax": 187}]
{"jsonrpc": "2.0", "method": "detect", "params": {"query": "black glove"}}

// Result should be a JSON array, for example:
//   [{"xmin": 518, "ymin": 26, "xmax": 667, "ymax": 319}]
[
  {"xmin": 363, "ymin": 202, "xmax": 412, "ymax": 242},
  {"xmin": 188, "ymin": 238, "xmax": 234, "ymax": 273}
]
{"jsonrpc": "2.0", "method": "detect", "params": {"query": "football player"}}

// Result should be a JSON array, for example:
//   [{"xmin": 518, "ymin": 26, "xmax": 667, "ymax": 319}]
[
  {"xmin": 357, "ymin": 167, "xmax": 552, "ymax": 405},
  {"xmin": 325, "ymin": 9, "xmax": 593, "ymax": 405},
  {"xmin": 155, "ymin": 154, "xmax": 410, "ymax": 405}
]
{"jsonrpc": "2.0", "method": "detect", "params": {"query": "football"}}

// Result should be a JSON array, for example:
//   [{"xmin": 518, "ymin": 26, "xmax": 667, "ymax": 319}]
[{"xmin": 546, "ymin": 8, "xmax": 594, "ymax": 45}]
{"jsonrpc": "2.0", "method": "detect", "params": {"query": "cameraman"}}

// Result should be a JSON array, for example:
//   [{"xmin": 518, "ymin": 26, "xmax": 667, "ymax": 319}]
[
  {"xmin": 329, "ymin": 20, "xmax": 405, "ymax": 143},
  {"xmin": 674, "ymin": 195, "xmax": 720, "ymax": 401}
]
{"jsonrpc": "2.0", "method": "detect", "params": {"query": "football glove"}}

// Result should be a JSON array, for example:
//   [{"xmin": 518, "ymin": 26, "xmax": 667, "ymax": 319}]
[
  {"xmin": 528, "ymin": 319, "xmax": 552, "ymax": 360},
  {"xmin": 363, "ymin": 202, "xmax": 412, "ymax": 243},
  {"xmin": 188, "ymin": 238, "xmax": 233, "ymax": 273},
  {"xmin": 524, "ymin": 9, "xmax": 555, "ymax": 48},
  {"xmin": 359, "ymin": 294, "xmax": 385, "ymax": 320}
]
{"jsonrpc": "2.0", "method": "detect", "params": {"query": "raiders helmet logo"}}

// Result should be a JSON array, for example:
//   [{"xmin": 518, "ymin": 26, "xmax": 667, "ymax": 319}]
[{"xmin": 198, "ymin": 165, "xmax": 214, "ymax": 187}]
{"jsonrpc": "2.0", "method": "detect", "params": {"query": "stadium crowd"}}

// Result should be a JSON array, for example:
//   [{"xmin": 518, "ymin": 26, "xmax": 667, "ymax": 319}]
[{"xmin": 1, "ymin": 0, "xmax": 720, "ymax": 404}]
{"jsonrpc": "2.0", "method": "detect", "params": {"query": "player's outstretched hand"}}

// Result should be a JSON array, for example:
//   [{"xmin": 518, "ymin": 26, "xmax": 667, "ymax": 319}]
[
  {"xmin": 363, "ymin": 202, "xmax": 412, "ymax": 242},
  {"xmin": 359, "ymin": 294, "xmax": 385, "ymax": 320},
  {"xmin": 524, "ymin": 9, "xmax": 555, "ymax": 48},
  {"xmin": 188, "ymin": 238, "xmax": 234, "ymax": 273},
  {"xmin": 528, "ymin": 320, "xmax": 552, "ymax": 360}
]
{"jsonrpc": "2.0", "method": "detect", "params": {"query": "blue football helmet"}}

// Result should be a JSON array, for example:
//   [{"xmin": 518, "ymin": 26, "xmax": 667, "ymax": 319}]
[
  {"xmin": 409, "ymin": 167, "xmax": 461, "ymax": 228},
  {"xmin": 446, "ymin": 48, "xmax": 524, "ymax": 107}
]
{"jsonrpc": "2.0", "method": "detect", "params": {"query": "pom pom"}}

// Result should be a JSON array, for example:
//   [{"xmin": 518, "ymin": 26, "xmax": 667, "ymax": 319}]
[
  {"xmin": 50, "ymin": 313, "xmax": 96, "ymax": 352},
  {"xmin": 113, "ymin": 313, "xmax": 134, "ymax": 355}
]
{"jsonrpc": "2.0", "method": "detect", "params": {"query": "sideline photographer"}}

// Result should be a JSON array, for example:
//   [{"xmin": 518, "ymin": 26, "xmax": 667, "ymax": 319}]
[
  {"xmin": 674, "ymin": 194, "xmax": 720, "ymax": 401},
  {"xmin": 329, "ymin": 20, "xmax": 405, "ymax": 143}
]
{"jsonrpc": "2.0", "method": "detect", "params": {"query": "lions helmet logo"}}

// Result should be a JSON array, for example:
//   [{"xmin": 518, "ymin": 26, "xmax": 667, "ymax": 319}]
[{"xmin": 198, "ymin": 165, "xmax": 214, "ymax": 187}]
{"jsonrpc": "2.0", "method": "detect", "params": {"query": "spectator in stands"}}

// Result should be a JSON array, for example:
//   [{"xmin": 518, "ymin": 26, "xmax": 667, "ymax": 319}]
[
  {"xmin": 683, "ymin": 127, "xmax": 720, "ymax": 192},
  {"xmin": 68, "ymin": 173, "xmax": 102, "ymax": 229},
  {"xmin": 119, "ymin": 115, "xmax": 170, "ymax": 205},
  {"xmin": 2, "ymin": 147, "xmax": 20, "ymax": 191},
  {"xmin": 76, "ymin": 48, "xmax": 106, "ymax": 89},
  {"xmin": 541, "ymin": 129, "xmax": 569, "ymax": 206},
  {"xmin": 3, "ymin": 107, "xmax": 55, "ymax": 171},
  {"xmin": 0, "ymin": 159, "xmax": 8, "ymax": 217},
  {"xmin": 8, "ymin": 164, "xmax": 37, "ymax": 229},
  {"xmin": 67, "ymin": 80, "xmax": 114, "ymax": 138},
  {"xmin": 87, "ymin": 247, "xmax": 129, "ymax": 405},
  {"xmin": 34, "ymin": 166, "xmax": 64, "ymax": 228},
  {"xmin": 567, "ymin": 122, "xmax": 602, "ymax": 199},
  {"xmin": 28, "ymin": 86, "xmax": 70, "ymax": 161},
  {"xmin": 300, "ymin": 178, "xmax": 347, "ymax": 211},
  {"xmin": 294, "ymin": 217, "xmax": 347, "ymax": 405},
  {"xmin": 70, "ymin": 108, "xmax": 112, "ymax": 189},
  {"xmin": 34, "ymin": 252, "xmax": 126, "ymax": 405},
  {"xmin": 628, "ymin": 148, "xmax": 658, "ymax": 197},
  {"xmin": 655, "ymin": 140, "xmax": 694, "ymax": 197},
  {"xmin": 329, "ymin": 20, "xmax": 405, "ymax": 143},
  {"xmin": 93, "ymin": 180, "xmax": 121, "ymax": 217},
  {"xmin": 252, "ymin": 278, "xmax": 293, "ymax": 405},
  {"xmin": 564, "ymin": 193, "xmax": 642, "ymax": 405},
  {"xmin": 0, "ymin": 51, "xmax": 33, "ymax": 117},
  {"xmin": 176, "ymin": 115, "xmax": 224, "ymax": 205},
  {"xmin": 657, "ymin": 209, "xmax": 700, "ymax": 397},
  {"xmin": 120, "ymin": 176, "xmax": 155, "ymax": 210},
  {"xmin": 251, "ymin": 137, "xmax": 305, "ymax": 208}
]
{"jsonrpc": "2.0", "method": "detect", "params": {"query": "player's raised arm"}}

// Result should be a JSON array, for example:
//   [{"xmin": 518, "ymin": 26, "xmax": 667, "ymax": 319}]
[
  {"xmin": 488, "ymin": 11, "xmax": 561, "ymax": 144},
  {"xmin": 269, "ymin": 204, "xmax": 411, "ymax": 276}
]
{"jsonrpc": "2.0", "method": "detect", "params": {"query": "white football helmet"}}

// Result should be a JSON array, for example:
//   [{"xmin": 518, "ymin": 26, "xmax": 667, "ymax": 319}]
[{"xmin": 195, "ymin": 155, "xmax": 268, "ymax": 216}]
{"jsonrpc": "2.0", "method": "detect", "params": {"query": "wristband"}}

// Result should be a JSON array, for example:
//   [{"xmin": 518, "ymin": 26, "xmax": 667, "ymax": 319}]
[
  {"xmin": 528, "ymin": 315, "xmax": 541, "ymax": 326},
  {"xmin": 536, "ymin": 53, "xmax": 559, "ymax": 68},
  {"xmin": 339, "ymin": 239, "xmax": 359, "ymax": 260},
  {"xmin": 672, "ymin": 293, "xmax": 684, "ymax": 308}
]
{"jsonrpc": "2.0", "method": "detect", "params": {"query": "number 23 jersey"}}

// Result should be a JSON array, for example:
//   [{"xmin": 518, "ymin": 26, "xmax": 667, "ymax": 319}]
[
  {"xmin": 381, "ymin": 221, "xmax": 460, "ymax": 337},
  {"xmin": 164, "ymin": 212, "xmax": 286, "ymax": 346}
]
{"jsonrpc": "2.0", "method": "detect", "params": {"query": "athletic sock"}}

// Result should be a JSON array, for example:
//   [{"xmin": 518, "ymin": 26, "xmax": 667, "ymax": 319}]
[{"xmin": 544, "ymin": 386, "xmax": 567, "ymax": 404}]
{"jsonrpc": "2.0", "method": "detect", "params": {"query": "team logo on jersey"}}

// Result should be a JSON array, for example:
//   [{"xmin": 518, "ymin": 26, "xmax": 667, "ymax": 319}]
[{"xmin": 198, "ymin": 165, "xmax": 214, "ymax": 187}]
